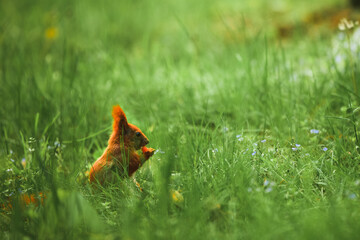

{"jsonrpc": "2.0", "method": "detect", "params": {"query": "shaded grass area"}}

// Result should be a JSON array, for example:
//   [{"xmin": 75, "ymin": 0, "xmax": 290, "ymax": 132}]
[{"xmin": 1, "ymin": 0, "xmax": 360, "ymax": 239}]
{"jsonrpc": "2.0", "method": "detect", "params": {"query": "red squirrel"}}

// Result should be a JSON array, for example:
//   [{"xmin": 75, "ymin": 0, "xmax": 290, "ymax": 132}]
[
  {"xmin": 1, "ymin": 106, "xmax": 151, "ymax": 211},
  {"xmin": 89, "ymin": 105, "xmax": 155, "ymax": 185}
]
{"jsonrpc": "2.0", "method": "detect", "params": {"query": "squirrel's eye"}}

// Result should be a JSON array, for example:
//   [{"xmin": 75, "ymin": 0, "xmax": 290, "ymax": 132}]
[{"xmin": 136, "ymin": 132, "xmax": 141, "ymax": 137}]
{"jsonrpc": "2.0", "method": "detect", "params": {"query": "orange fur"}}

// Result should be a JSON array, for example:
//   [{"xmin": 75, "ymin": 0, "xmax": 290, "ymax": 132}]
[
  {"xmin": 1, "ymin": 192, "xmax": 46, "ymax": 211},
  {"xmin": 89, "ymin": 105, "xmax": 155, "ymax": 185}
]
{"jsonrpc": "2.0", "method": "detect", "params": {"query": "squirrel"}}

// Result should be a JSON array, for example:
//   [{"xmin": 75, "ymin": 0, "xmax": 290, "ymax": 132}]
[
  {"xmin": 1, "ymin": 106, "xmax": 152, "ymax": 212},
  {"xmin": 89, "ymin": 105, "xmax": 155, "ymax": 185}
]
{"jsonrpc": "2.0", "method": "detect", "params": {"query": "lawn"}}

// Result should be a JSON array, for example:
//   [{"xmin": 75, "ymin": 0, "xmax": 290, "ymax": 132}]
[{"xmin": 1, "ymin": 0, "xmax": 360, "ymax": 239}]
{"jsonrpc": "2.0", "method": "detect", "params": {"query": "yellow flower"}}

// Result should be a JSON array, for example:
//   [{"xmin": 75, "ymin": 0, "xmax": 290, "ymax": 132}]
[
  {"xmin": 171, "ymin": 190, "xmax": 184, "ymax": 204},
  {"xmin": 45, "ymin": 27, "xmax": 58, "ymax": 40}
]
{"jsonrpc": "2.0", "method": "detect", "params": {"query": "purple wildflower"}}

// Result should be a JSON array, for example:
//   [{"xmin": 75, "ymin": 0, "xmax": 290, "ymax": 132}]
[{"xmin": 310, "ymin": 129, "xmax": 320, "ymax": 134}]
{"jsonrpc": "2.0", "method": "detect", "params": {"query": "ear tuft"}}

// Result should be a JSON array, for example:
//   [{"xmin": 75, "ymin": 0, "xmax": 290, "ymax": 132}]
[
  {"xmin": 112, "ymin": 105, "xmax": 128, "ymax": 132},
  {"xmin": 112, "ymin": 105, "xmax": 123, "ymax": 121}
]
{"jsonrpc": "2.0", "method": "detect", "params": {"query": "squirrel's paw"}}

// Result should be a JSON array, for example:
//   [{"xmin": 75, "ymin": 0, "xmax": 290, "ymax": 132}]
[{"xmin": 142, "ymin": 146, "xmax": 155, "ymax": 160}]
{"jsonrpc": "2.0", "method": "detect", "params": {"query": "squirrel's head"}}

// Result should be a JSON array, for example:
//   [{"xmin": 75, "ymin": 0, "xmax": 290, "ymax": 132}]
[{"xmin": 112, "ymin": 105, "xmax": 150, "ymax": 150}]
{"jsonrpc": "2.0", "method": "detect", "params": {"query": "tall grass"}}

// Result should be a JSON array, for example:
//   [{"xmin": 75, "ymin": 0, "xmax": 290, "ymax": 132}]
[{"xmin": 1, "ymin": 0, "xmax": 360, "ymax": 239}]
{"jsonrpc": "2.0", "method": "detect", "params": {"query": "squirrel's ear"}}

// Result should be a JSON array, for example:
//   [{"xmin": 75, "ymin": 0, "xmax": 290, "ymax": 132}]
[{"xmin": 112, "ymin": 105, "xmax": 128, "ymax": 132}]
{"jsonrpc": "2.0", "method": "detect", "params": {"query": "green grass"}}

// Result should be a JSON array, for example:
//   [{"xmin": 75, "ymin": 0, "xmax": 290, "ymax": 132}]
[{"xmin": 1, "ymin": 0, "xmax": 360, "ymax": 239}]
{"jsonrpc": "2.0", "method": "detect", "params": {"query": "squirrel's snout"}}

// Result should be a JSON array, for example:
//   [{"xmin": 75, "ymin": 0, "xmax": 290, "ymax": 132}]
[{"xmin": 144, "ymin": 138, "xmax": 149, "ymax": 145}]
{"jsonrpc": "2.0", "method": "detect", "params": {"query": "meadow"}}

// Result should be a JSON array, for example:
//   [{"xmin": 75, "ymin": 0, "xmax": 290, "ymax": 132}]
[{"xmin": 1, "ymin": 0, "xmax": 360, "ymax": 239}]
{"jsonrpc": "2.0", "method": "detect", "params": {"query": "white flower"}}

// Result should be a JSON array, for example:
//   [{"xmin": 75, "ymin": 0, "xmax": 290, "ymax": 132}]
[
  {"xmin": 154, "ymin": 149, "xmax": 165, "ymax": 155},
  {"xmin": 354, "ymin": 179, "xmax": 360, "ymax": 186},
  {"xmin": 338, "ymin": 18, "xmax": 358, "ymax": 31}
]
